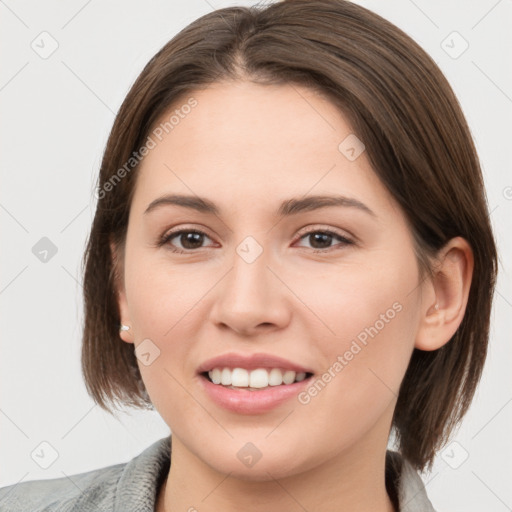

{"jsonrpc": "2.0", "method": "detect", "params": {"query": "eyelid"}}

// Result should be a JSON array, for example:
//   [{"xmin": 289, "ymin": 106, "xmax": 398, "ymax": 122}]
[
  {"xmin": 159, "ymin": 223, "xmax": 356, "ymax": 253},
  {"xmin": 162, "ymin": 223, "xmax": 354, "ymax": 240},
  {"xmin": 158, "ymin": 225, "xmax": 217, "ymax": 247},
  {"xmin": 294, "ymin": 224, "xmax": 354, "ymax": 241}
]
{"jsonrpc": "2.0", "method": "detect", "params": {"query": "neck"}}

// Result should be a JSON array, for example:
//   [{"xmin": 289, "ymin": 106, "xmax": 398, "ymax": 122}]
[{"xmin": 156, "ymin": 437, "xmax": 396, "ymax": 512}]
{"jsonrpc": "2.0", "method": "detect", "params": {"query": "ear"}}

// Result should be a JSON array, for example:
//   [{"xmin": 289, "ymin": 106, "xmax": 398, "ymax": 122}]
[
  {"xmin": 415, "ymin": 236, "xmax": 474, "ymax": 351},
  {"xmin": 110, "ymin": 237, "xmax": 134, "ymax": 344}
]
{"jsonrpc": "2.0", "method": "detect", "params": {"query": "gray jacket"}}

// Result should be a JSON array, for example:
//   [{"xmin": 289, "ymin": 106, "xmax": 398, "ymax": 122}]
[{"xmin": 0, "ymin": 435, "xmax": 436, "ymax": 511}]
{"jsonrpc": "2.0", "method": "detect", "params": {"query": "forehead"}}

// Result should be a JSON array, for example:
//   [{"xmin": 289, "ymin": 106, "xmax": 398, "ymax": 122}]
[
  {"xmin": 131, "ymin": 81, "xmax": 400, "ymax": 220},
  {"xmin": 152, "ymin": 81, "xmax": 349, "ymax": 160}
]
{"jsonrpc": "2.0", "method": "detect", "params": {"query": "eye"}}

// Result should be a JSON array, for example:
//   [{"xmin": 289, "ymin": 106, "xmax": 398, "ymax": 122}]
[
  {"xmin": 294, "ymin": 228, "xmax": 354, "ymax": 253},
  {"xmin": 158, "ymin": 227, "xmax": 354, "ymax": 254},
  {"xmin": 158, "ymin": 229, "xmax": 215, "ymax": 253}
]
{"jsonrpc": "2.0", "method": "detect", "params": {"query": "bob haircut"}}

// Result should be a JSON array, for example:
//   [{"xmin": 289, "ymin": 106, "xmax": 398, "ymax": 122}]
[{"xmin": 81, "ymin": 0, "xmax": 498, "ymax": 471}]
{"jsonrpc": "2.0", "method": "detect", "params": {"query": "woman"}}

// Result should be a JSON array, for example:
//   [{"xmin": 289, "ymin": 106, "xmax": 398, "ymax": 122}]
[{"xmin": 0, "ymin": 1, "xmax": 498, "ymax": 511}]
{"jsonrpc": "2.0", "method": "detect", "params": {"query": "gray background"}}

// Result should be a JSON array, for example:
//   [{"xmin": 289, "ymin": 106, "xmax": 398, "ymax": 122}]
[{"xmin": 1, "ymin": 1, "xmax": 511, "ymax": 510}]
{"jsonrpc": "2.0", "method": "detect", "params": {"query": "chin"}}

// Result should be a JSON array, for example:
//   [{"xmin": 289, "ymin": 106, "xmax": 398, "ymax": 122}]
[
  {"xmin": 201, "ymin": 447, "xmax": 310, "ymax": 482},
  {"xmin": 213, "ymin": 462, "xmax": 294, "ymax": 482}
]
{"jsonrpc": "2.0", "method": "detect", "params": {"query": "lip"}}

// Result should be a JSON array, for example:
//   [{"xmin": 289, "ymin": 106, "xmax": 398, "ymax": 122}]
[
  {"xmin": 198, "ymin": 373, "xmax": 313, "ymax": 414},
  {"xmin": 196, "ymin": 352, "xmax": 314, "ymax": 415},
  {"xmin": 197, "ymin": 352, "xmax": 314, "ymax": 374}
]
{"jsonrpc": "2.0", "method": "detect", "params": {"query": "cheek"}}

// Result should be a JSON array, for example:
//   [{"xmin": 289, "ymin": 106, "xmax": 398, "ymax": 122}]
[
  {"xmin": 291, "ymin": 295, "xmax": 418, "ymax": 459},
  {"xmin": 124, "ymin": 249, "xmax": 207, "ymax": 336},
  {"xmin": 124, "ymin": 253, "xmax": 213, "ymax": 414},
  {"xmin": 301, "ymin": 252, "xmax": 419, "ymax": 398},
  {"xmin": 297, "ymin": 250, "xmax": 418, "ymax": 340}
]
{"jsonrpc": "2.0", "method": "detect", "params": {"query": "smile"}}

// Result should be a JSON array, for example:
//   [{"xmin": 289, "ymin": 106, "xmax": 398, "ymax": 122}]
[
  {"xmin": 205, "ymin": 367, "xmax": 310, "ymax": 389},
  {"xmin": 196, "ymin": 352, "xmax": 315, "ymax": 414}
]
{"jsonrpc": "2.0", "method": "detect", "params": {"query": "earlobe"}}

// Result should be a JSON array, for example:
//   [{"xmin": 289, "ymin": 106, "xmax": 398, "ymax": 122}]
[
  {"xmin": 119, "ymin": 323, "xmax": 133, "ymax": 343},
  {"xmin": 110, "ymin": 238, "xmax": 134, "ymax": 344},
  {"xmin": 415, "ymin": 236, "xmax": 474, "ymax": 351}
]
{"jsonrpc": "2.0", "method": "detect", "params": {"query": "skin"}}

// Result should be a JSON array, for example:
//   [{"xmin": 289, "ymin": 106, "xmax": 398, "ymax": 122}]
[{"xmin": 113, "ymin": 81, "xmax": 473, "ymax": 512}]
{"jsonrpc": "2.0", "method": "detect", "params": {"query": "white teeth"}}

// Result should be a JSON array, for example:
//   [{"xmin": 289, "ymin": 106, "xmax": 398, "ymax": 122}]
[
  {"xmin": 282, "ymin": 370, "xmax": 296, "ymax": 385},
  {"xmin": 249, "ymin": 368, "xmax": 269, "ymax": 388},
  {"xmin": 207, "ymin": 367, "xmax": 309, "ymax": 388},
  {"xmin": 231, "ymin": 368, "xmax": 249, "ymax": 387},
  {"xmin": 220, "ymin": 368, "xmax": 232, "ymax": 385},
  {"xmin": 210, "ymin": 368, "xmax": 222, "ymax": 384},
  {"xmin": 268, "ymin": 368, "xmax": 283, "ymax": 386}
]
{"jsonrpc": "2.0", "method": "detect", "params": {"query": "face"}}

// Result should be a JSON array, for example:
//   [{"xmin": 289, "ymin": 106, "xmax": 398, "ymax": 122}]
[{"xmin": 115, "ymin": 81, "xmax": 428, "ymax": 480}]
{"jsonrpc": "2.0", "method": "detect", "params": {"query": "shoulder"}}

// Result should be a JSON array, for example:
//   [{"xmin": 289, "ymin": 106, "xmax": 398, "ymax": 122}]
[
  {"xmin": 0, "ymin": 435, "xmax": 171, "ymax": 512},
  {"xmin": 0, "ymin": 461, "xmax": 126, "ymax": 512}
]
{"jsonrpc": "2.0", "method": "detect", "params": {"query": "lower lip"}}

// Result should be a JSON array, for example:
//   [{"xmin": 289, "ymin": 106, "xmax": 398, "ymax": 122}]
[{"xmin": 198, "ymin": 374, "xmax": 312, "ymax": 414}]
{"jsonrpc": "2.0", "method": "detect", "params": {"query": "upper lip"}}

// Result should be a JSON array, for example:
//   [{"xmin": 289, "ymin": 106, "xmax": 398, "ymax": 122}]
[{"xmin": 197, "ymin": 352, "xmax": 314, "ymax": 374}]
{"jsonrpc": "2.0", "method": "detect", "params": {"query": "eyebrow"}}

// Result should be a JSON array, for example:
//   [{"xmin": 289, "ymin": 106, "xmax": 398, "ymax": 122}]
[{"xmin": 143, "ymin": 193, "xmax": 377, "ymax": 218}]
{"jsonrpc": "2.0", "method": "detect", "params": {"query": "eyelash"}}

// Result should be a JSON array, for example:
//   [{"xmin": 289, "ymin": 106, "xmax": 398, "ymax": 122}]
[{"xmin": 157, "ymin": 227, "xmax": 354, "ymax": 254}]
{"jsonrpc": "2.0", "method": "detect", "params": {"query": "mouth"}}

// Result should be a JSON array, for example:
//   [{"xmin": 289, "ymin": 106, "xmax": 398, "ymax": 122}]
[
  {"xmin": 198, "ymin": 369, "xmax": 315, "ymax": 414},
  {"xmin": 196, "ymin": 352, "xmax": 315, "ymax": 414},
  {"xmin": 200, "ymin": 368, "xmax": 314, "ymax": 390}
]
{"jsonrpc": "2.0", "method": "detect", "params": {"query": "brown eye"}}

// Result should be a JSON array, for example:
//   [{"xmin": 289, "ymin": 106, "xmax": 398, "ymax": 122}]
[
  {"xmin": 295, "ymin": 229, "xmax": 354, "ymax": 252},
  {"xmin": 160, "ymin": 229, "xmax": 212, "ymax": 253},
  {"xmin": 158, "ymin": 227, "xmax": 354, "ymax": 254}
]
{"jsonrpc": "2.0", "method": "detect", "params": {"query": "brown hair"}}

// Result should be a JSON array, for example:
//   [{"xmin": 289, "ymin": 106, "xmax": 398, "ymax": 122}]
[{"xmin": 81, "ymin": 0, "xmax": 498, "ymax": 470}]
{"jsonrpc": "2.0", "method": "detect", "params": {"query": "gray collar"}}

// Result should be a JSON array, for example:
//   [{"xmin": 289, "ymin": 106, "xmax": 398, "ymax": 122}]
[{"xmin": 386, "ymin": 450, "xmax": 437, "ymax": 511}]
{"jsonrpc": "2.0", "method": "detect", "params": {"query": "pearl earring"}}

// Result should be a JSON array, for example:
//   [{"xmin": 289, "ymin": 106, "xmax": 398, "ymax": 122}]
[{"xmin": 120, "ymin": 324, "xmax": 131, "ymax": 332}]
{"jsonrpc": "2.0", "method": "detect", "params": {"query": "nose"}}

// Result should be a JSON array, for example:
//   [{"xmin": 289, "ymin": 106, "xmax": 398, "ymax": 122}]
[{"xmin": 208, "ymin": 243, "xmax": 291, "ymax": 337}]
